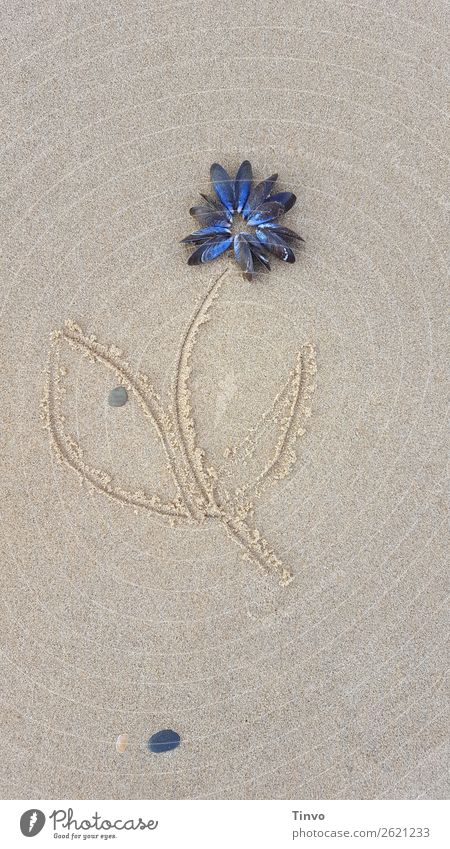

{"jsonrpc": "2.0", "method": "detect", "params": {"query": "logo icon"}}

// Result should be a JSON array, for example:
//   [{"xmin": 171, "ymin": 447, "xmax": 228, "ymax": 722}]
[{"xmin": 19, "ymin": 810, "xmax": 46, "ymax": 837}]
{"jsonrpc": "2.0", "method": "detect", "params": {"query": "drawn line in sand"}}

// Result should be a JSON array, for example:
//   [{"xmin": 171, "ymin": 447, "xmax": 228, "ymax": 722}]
[{"xmin": 41, "ymin": 269, "xmax": 316, "ymax": 585}]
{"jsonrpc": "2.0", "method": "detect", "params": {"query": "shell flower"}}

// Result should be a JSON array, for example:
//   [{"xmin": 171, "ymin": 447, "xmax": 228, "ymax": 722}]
[{"xmin": 181, "ymin": 161, "xmax": 304, "ymax": 280}]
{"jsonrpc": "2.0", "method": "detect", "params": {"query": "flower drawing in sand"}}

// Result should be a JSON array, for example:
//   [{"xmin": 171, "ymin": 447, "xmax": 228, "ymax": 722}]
[{"xmin": 42, "ymin": 164, "xmax": 316, "ymax": 586}]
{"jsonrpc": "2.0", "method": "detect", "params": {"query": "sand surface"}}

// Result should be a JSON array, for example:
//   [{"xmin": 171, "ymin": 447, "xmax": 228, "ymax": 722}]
[{"xmin": 1, "ymin": 1, "xmax": 448, "ymax": 799}]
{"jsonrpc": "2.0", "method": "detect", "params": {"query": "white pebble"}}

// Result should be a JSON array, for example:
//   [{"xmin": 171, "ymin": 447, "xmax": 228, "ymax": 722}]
[{"xmin": 115, "ymin": 734, "xmax": 128, "ymax": 754}]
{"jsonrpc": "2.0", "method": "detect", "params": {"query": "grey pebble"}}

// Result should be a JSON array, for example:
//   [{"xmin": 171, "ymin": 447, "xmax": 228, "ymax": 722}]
[{"xmin": 108, "ymin": 386, "xmax": 128, "ymax": 407}]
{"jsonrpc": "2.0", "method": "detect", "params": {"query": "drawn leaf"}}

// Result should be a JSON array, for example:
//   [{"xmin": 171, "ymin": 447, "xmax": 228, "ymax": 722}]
[
  {"xmin": 217, "ymin": 344, "xmax": 317, "ymax": 502},
  {"xmin": 42, "ymin": 321, "xmax": 194, "ymax": 521}
]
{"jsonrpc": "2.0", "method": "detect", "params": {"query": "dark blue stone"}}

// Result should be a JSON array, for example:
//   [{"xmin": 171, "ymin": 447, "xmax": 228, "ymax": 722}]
[{"xmin": 148, "ymin": 729, "xmax": 180, "ymax": 754}]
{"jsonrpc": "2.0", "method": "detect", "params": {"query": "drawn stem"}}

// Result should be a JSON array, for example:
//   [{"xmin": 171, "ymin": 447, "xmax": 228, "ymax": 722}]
[
  {"xmin": 173, "ymin": 268, "xmax": 229, "ymax": 513},
  {"xmin": 173, "ymin": 267, "xmax": 295, "ymax": 583},
  {"xmin": 220, "ymin": 510, "xmax": 293, "ymax": 586}
]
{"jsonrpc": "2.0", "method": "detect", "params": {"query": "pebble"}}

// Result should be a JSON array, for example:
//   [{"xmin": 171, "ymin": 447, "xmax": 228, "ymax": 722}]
[
  {"xmin": 148, "ymin": 729, "xmax": 180, "ymax": 753},
  {"xmin": 108, "ymin": 386, "xmax": 128, "ymax": 407},
  {"xmin": 115, "ymin": 733, "xmax": 129, "ymax": 753}
]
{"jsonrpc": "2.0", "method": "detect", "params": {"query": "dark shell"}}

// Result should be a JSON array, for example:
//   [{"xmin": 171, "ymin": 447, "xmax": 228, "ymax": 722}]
[
  {"xmin": 181, "ymin": 224, "xmax": 231, "ymax": 244},
  {"xmin": 268, "ymin": 191, "xmax": 297, "ymax": 212},
  {"xmin": 189, "ymin": 206, "xmax": 230, "ymax": 228},
  {"xmin": 210, "ymin": 163, "xmax": 235, "ymax": 212},
  {"xmin": 259, "ymin": 222, "xmax": 304, "ymax": 242},
  {"xmin": 200, "ymin": 193, "xmax": 233, "ymax": 222},
  {"xmin": 234, "ymin": 160, "xmax": 253, "ymax": 213},
  {"xmin": 148, "ymin": 729, "xmax": 181, "ymax": 753},
  {"xmin": 255, "ymin": 228, "xmax": 296, "ymax": 262},
  {"xmin": 247, "ymin": 201, "xmax": 283, "ymax": 227},
  {"xmin": 244, "ymin": 234, "xmax": 271, "ymax": 270},
  {"xmin": 187, "ymin": 235, "xmax": 233, "ymax": 264},
  {"xmin": 242, "ymin": 173, "xmax": 278, "ymax": 218},
  {"xmin": 233, "ymin": 233, "xmax": 254, "ymax": 280}
]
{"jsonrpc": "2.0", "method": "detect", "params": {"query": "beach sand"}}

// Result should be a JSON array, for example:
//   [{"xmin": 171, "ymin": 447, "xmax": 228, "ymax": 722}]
[{"xmin": 1, "ymin": 1, "xmax": 448, "ymax": 799}]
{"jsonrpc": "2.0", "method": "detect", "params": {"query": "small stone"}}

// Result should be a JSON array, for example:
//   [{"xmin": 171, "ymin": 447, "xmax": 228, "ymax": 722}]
[
  {"xmin": 108, "ymin": 386, "xmax": 128, "ymax": 407},
  {"xmin": 147, "ymin": 729, "xmax": 180, "ymax": 753},
  {"xmin": 115, "ymin": 733, "xmax": 128, "ymax": 753}
]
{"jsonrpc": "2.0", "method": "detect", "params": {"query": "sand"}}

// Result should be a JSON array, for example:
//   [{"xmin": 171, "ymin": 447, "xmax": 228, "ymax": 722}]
[{"xmin": 1, "ymin": 1, "xmax": 448, "ymax": 800}]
